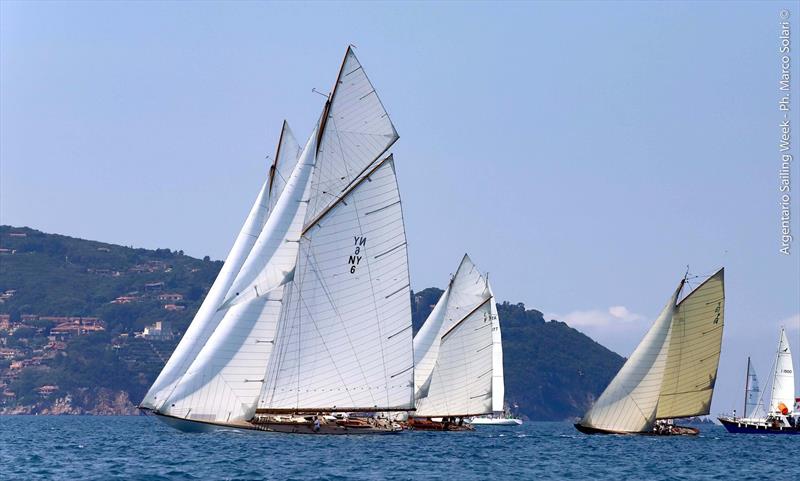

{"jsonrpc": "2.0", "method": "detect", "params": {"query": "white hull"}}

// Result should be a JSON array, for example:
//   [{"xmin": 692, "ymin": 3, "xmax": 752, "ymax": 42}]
[{"xmin": 468, "ymin": 417, "xmax": 523, "ymax": 426}]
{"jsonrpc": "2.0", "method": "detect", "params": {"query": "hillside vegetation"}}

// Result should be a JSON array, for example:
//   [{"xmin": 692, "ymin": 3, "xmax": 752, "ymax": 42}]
[{"xmin": 0, "ymin": 226, "xmax": 623, "ymax": 419}]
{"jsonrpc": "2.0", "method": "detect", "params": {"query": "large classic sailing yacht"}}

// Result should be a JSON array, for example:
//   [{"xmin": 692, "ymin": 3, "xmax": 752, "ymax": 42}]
[
  {"xmin": 408, "ymin": 255, "xmax": 506, "ymax": 430},
  {"xmin": 575, "ymin": 269, "xmax": 725, "ymax": 436},
  {"xmin": 718, "ymin": 328, "xmax": 799, "ymax": 434},
  {"xmin": 140, "ymin": 47, "xmax": 415, "ymax": 434}
]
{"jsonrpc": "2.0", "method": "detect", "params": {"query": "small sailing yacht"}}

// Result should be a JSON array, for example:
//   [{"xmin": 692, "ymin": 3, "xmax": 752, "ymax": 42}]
[
  {"xmin": 141, "ymin": 47, "xmax": 414, "ymax": 434},
  {"xmin": 718, "ymin": 328, "xmax": 800, "ymax": 434},
  {"xmin": 408, "ymin": 255, "xmax": 508, "ymax": 430},
  {"xmin": 575, "ymin": 269, "xmax": 725, "ymax": 436}
]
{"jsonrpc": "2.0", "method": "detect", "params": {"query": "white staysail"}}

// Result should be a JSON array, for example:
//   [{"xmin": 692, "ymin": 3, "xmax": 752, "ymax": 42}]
[
  {"xmin": 306, "ymin": 47, "xmax": 399, "ymax": 226},
  {"xmin": 141, "ymin": 122, "xmax": 301, "ymax": 410},
  {"xmin": 769, "ymin": 328, "xmax": 795, "ymax": 413},
  {"xmin": 155, "ymin": 130, "xmax": 318, "ymax": 422},
  {"xmin": 257, "ymin": 157, "xmax": 414, "ymax": 413},
  {"xmin": 744, "ymin": 358, "xmax": 765, "ymax": 419},
  {"xmin": 413, "ymin": 256, "xmax": 503, "ymax": 418},
  {"xmin": 580, "ymin": 284, "xmax": 681, "ymax": 433},
  {"xmin": 222, "ymin": 129, "xmax": 317, "ymax": 309},
  {"xmin": 413, "ymin": 285, "xmax": 452, "ymax": 399},
  {"xmin": 656, "ymin": 269, "xmax": 725, "ymax": 419}
]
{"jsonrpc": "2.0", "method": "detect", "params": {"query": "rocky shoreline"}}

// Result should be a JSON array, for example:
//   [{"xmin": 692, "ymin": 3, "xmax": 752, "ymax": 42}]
[{"xmin": 1, "ymin": 389, "xmax": 141, "ymax": 415}]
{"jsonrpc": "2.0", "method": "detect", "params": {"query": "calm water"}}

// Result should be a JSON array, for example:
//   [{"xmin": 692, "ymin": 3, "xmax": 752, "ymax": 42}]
[{"xmin": 1, "ymin": 416, "xmax": 798, "ymax": 480}]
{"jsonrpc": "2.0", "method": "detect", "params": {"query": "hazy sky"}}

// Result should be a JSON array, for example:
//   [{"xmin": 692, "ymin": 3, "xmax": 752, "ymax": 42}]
[{"xmin": 2, "ymin": 1, "xmax": 798, "ymax": 414}]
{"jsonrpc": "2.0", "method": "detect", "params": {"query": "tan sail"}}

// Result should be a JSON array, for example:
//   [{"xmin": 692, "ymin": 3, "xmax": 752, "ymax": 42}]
[{"xmin": 656, "ymin": 268, "xmax": 725, "ymax": 419}]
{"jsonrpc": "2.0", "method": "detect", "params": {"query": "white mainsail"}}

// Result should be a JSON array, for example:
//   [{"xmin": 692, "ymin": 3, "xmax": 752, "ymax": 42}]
[
  {"xmin": 656, "ymin": 269, "xmax": 725, "ymax": 419},
  {"xmin": 580, "ymin": 285, "xmax": 680, "ymax": 433},
  {"xmin": 413, "ymin": 255, "xmax": 487, "ymax": 399},
  {"xmin": 257, "ymin": 156, "xmax": 414, "ymax": 413},
  {"xmin": 141, "ymin": 122, "xmax": 301, "ymax": 410},
  {"xmin": 413, "ymin": 256, "xmax": 503, "ymax": 418},
  {"xmin": 769, "ymin": 328, "xmax": 795, "ymax": 413},
  {"xmin": 155, "ymin": 130, "xmax": 318, "ymax": 422}
]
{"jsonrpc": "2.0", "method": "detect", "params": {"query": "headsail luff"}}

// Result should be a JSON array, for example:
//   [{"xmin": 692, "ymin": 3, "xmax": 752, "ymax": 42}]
[
  {"xmin": 256, "ymin": 156, "xmax": 415, "ymax": 413},
  {"xmin": 769, "ymin": 328, "xmax": 795, "ymax": 413},
  {"xmin": 655, "ymin": 268, "xmax": 725, "ymax": 419},
  {"xmin": 579, "ymin": 283, "xmax": 681, "ymax": 433},
  {"xmin": 141, "ymin": 122, "xmax": 302, "ymax": 411},
  {"xmin": 268, "ymin": 121, "xmax": 302, "ymax": 212},
  {"xmin": 155, "ymin": 130, "xmax": 318, "ymax": 422},
  {"xmin": 413, "ymin": 284, "xmax": 452, "ymax": 399},
  {"xmin": 305, "ymin": 47, "xmax": 399, "ymax": 229},
  {"xmin": 413, "ymin": 256, "xmax": 502, "ymax": 418}
]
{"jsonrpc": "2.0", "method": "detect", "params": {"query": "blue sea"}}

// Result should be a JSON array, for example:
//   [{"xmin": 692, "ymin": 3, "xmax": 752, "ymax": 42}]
[{"xmin": 1, "ymin": 416, "xmax": 798, "ymax": 480}]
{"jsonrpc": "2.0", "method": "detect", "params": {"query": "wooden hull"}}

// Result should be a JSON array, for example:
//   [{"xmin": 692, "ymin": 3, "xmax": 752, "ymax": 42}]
[
  {"xmin": 718, "ymin": 417, "xmax": 800, "ymax": 435},
  {"xmin": 147, "ymin": 409, "xmax": 401, "ymax": 435},
  {"xmin": 405, "ymin": 418, "xmax": 474, "ymax": 431},
  {"xmin": 574, "ymin": 423, "xmax": 699, "ymax": 436}
]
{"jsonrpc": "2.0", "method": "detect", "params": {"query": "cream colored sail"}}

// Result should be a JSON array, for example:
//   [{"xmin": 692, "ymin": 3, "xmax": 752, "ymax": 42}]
[
  {"xmin": 769, "ymin": 328, "xmax": 795, "ymax": 413},
  {"xmin": 579, "ymin": 285, "xmax": 681, "ymax": 433},
  {"xmin": 257, "ymin": 157, "xmax": 414, "ymax": 413},
  {"xmin": 155, "ymin": 130, "xmax": 318, "ymax": 422},
  {"xmin": 656, "ymin": 268, "xmax": 725, "ymax": 419},
  {"xmin": 141, "ymin": 122, "xmax": 301, "ymax": 411}
]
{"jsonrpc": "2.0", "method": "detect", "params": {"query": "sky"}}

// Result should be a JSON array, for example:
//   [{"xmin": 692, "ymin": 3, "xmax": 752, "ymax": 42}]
[{"xmin": 1, "ymin": 1, "xmax": 799, "ymax": 414}]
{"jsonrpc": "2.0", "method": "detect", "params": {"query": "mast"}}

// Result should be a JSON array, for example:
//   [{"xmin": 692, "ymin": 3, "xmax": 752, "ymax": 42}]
[{"xmin": 743, "ymin": 357, "xmax": 751, "ymax": 417}]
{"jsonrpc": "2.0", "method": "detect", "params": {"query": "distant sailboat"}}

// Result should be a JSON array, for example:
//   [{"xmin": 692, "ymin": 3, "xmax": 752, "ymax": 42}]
[
  {"xmin": 408, "ymin": 255, "xmax": 513, "ymax": 430},
  {"xmin": 575, "ymin": 269, "xmax": 725, "ymax": 436},
  {"xmin": 718, "ymin": 328, "xmax": 799, "ymax": 434},
  {"xmin": 141, "ymin": 47, "xmax": 413, "ymax": 434}
]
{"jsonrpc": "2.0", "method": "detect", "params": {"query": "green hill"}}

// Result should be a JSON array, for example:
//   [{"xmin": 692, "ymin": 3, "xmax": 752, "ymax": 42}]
[{"xmin": 0, "ymin": 226, "xmax": 623, "ymax": 420}]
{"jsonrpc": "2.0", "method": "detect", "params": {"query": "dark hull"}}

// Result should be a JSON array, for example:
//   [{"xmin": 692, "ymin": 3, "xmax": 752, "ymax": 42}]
[
  {"xmin": 405, "ymin": 419, "xmax": 474, "ymax": 431},
  {"xmin": 718, "ymin": 417, "xmax": 800, "ymax": 435},
  {"xmin": 145, "ymin": 409, "xmax": 400, "ymax": 435},
  {"xmin": 574, "ymin": 423, "xmax": 699, "ymax": 436}
]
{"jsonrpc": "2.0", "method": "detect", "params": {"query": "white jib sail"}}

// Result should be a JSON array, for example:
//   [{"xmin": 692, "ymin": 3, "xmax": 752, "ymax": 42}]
[
  {"xmin": 413, "ymin": 256, "xmax": 500, "ymax": 418},
  {"xmin": 157, "ymin": 130, "xmax": 318, "ymax": 422},
  {"xmin": 258, "ymin": 156, "xmax": 414, "ymax": 412},
  {"xmin": 656, "ymin": 268, "xmax": 724, "ymax": 419},
  {"xmin": 745, "ymin": 359, "xmax": 765, "ymax": 419},
  {"xmin": 141, "ymin": 122, "xmax": 301, "ymax": 410},
  {"xmin": 306, "ymin": 47, "xmax": 399, "ymax": 226},
  {"xmin": 412, "ymin": 285, "xmax": 452, "ymax": 399},
  {"xmin": 770, "ymin": 328, "xmax": 795, "ymax": 413},
  {"xmin": 580, "ymin": 284, "xmax": 681, "ymax": 433}
]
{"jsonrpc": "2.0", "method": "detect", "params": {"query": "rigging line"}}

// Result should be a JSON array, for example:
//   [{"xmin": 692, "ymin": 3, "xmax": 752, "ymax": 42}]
[{"xmin": 296, "ymin": 290, "xmax": 359, "ymax": 408}]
